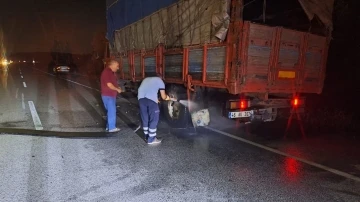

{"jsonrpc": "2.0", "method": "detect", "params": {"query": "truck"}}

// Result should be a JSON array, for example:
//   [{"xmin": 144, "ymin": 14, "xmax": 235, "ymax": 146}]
[{"xmin": 105, "ymin": 0, "xmax": 334, "ymax": 128}]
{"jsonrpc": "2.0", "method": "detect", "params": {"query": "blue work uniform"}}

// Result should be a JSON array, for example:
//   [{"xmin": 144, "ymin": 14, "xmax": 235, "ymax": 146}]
[{"xmin": 137, "ymin": 76, "xmax": 165, "ymax": 142}]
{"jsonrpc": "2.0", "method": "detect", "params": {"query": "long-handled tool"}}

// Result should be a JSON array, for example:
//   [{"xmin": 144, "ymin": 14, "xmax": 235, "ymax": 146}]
[{"xmin": 133, "ymin": 125, "xmax": 141, "ymax": 132}]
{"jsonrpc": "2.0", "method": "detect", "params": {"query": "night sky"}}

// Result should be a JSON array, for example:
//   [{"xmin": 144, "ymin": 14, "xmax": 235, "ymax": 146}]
[
  {"xmin": 0, "ymin": 0, "xmax": 317, "ymax": 55},
  {"xmin": 0, "ymin": 0, "xmax": 106, "ymax": 54}
]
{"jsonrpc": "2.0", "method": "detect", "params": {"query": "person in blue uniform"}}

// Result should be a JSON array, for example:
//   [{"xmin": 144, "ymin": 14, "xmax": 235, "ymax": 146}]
[{"xmin": 137, "ymin": 74, "xmax": 177, "ymax": 144}]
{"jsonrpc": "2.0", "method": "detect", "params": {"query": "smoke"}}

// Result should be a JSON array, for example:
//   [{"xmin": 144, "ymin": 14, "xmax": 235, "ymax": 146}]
[{"xmin": 179, "ymin": 100, "xmax": 199, "ymax": 110}]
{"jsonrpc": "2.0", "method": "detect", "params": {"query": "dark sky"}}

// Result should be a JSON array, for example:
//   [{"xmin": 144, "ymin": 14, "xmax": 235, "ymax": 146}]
[
  {"xmin": 0, "ymin": 0, "xmax": 327, "ymax": 54},
  {"xmin": 0, "ymin": 0, "xmax": 106, "ymax": 54}
]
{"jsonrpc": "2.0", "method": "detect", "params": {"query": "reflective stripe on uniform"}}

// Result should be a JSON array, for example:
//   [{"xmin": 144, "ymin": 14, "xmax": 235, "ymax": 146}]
[
  {"xmin": 149, "ymin": 128, "xmax": 157, "ymax": 137},
  {"xmin": 143, "ymin": 127, "xmax": 149, "ymax": 135}
]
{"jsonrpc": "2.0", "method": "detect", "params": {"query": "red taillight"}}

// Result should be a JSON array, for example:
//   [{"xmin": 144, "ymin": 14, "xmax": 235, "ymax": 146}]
[
  {"xmin": 228, "ymin": 99, "xmax": 249, "ymax": 110},
  {"xmin": 292, "ymin": 98, "xmax": 299, "ymax": 107},
  {"xmin": 240, "ymin": 100, "xmax": 247, "ymax": 109}
]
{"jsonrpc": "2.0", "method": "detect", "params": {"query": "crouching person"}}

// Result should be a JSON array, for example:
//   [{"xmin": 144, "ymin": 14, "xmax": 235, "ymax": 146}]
[{"xmin": 137, "ymin": 74, "xmax": 176, "ymax": 144}]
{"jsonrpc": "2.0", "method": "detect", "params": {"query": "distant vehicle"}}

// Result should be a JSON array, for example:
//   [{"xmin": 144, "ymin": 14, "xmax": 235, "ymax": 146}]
[
  {"xmin": 48, "ymin": 54, "xmax": 77, "ymax": 75},
  {"xmin": 49, "ymin": 58, "xmax": 71, "ymax": 74},
  {"xmin": 0, "ymin": 58, "xmax": 9, "ymax": 72},
  {"xmin": 1, "ymin": 58, "xmax": 9, "ymax": 66}
]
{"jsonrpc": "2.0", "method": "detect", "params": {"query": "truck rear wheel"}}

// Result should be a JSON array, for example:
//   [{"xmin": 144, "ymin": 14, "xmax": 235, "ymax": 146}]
[{"xmin": 162, "ymin": 84, "xmax": 191, "ymax": 128}]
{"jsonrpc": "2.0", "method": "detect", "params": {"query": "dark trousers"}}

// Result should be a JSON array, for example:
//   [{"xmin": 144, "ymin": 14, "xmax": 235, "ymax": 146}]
[{"xmin": 139, "ymin": 98, "xmax": 160, "ymax": 140}]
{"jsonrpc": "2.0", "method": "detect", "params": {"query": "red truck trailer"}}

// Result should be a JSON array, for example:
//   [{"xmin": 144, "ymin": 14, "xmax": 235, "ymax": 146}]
[{"xmin": 105, "ymin": 0, "xmax": 334, "ymax": 128}]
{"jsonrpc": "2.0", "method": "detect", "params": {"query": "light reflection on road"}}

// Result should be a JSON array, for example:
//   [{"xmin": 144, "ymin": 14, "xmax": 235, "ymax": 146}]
[
  {"xmin": 0, "ymin": 67, "xmax": 8, "ymax": 91},
  {"xmin": 284, "ymin": 157, "xmax": 301, "ymax": 182}
]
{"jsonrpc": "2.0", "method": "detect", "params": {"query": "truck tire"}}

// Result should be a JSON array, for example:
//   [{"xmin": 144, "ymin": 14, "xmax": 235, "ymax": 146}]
[{"xmin": 162, "ymin": 84, "xmax": 192, "ymax": 128}]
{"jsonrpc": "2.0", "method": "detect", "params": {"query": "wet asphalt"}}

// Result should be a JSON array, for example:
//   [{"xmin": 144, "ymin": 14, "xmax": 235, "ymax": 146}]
[{"xmin": 0, "ymin": 64, "xmax": 359, "ymax": 201}]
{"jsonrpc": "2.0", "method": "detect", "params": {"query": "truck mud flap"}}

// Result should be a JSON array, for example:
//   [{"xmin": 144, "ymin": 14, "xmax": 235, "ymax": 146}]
[{"xmin": 250, "ymin": 108, "xmax": 278, "ymax": 122}]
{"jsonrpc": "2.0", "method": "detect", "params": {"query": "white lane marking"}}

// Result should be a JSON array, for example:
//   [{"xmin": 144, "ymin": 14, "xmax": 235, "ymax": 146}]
[
  {"xmin": 23, "ymin": 82, "xmax": 27, "ymax": 88},
  {"xmin": 205, "ymin": 126, "xmax": 360, "ymax": 182},
  {"xmin": 21, "ymin": 93, "xmax": 25, "ymax": 109},
  {"xmin": 33, "ymin": 68, "xmax": 100, "ymax": 92},
  {"xmin": 72, "ymin": 73, "xmax": 90, "ymax": 78},
  {"xmin": 21, "ymin": 75, "xmax": 23, "ymax": 79},
  {"xmin": 28, "ymin": 101, "xmax": 43, "ymax": 130},
  {"xmin": 15, "ymin": 88, "xmax": 19, "ymax": 99},
  {"xmin": 32, "ymin": 67, "xmax": 132, "ymax": 110},
  {"xmin": 33, "ymin": 68, "xmax": 129, "ymax": 103},
  {"xmin": 64, "ymin": 79, "xmax": 99, "ymax": 92}
]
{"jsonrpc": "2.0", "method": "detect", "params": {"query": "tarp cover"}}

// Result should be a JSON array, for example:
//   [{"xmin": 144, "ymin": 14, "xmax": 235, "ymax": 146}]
[
  {"xmin": 112, "ymin": 0, "xmax": 229, "ymax": 53},
  {"xmin": 106, "ymin": 0, "xmax": 335, "ymax": 49},
  {"xmin": 106, "ymin": 0, "xmax": 179, "ymax": 45},
  {"xmin": 298, "ymin": 0, "xmax": 335, "ymax": 34}
]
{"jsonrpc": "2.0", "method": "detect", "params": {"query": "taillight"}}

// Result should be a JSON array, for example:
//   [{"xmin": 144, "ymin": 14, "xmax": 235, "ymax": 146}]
[
  {"xmin": 240, "ymin": 100, "xmax": 247, "ymax": 109},
  {"xmin": 227, "ymin": 99, "xmax": 250, "ymax": 110},
  {"xmin": 292, "ymin": 98, "xmax": 299, "ymax": 107}
]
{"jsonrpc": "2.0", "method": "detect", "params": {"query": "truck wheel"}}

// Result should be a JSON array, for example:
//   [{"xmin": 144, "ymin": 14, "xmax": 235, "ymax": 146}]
[{"xmin": 162, "ymin": 84, "xmax": 191, "ymax": 128}]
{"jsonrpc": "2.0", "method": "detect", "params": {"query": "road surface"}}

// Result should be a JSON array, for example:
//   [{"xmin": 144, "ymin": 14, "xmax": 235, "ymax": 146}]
[{"xmin": 0, "ymin": 63, "xmax": 359, "ymax": 201}]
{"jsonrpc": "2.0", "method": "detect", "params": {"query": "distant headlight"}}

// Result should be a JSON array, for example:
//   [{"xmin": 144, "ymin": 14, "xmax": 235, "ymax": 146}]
[{"xmin": 2, "ymin": 60, "xmax": 9, "ymax": 66}]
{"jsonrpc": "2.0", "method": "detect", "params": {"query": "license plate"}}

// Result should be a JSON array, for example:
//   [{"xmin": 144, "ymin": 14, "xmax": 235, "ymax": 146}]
[{"xmin": 228, "ymin": 111, "xmax": 253, "ymax": 119}]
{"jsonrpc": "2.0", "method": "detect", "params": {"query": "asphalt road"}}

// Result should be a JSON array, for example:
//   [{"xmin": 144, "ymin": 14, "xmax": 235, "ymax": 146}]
[
  {"xmin": 0, "ymin": 64, "xmax": 359, "ymax": 201},
  {"xmin": 0, "ymin": 63, "xmax": 110, "ymax": 132}
]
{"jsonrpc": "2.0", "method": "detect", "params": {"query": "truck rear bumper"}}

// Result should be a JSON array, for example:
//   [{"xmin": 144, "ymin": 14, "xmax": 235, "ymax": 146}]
[
  {"xmin": 226, "ymin": 107, "xmax": 305, "ymax": 122},
  {"xmin": 224, "ymin": 97, "xmax": 305, "ymax": 122}
]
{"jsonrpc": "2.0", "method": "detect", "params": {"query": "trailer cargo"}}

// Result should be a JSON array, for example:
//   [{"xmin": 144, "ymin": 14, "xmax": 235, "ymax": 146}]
[{"xmin": 105, "ymin": 0, "xmax": 334, "ymax": 128}]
